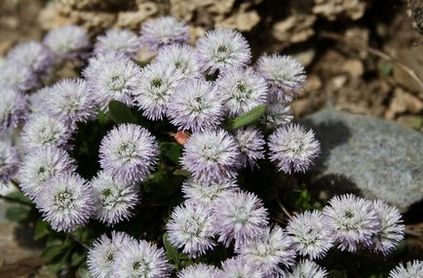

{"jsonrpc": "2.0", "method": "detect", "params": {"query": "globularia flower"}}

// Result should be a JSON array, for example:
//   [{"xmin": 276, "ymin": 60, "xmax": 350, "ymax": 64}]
[
  {"xmin": 389, "ymin": 260, "xmax": 423, "ymax": 278},
  {"xmin": 18, "ymin": 147, "xmax": 75, "ymax": 199},
  {"xmin": 91, "ymin": 171, "xmax": 140, "ymax": 225},
  {"xmin": 36, "ymin": 172, "xmax": 95, "ymax": 232},
  {"xmin": 261, "ymin": 101, "xmax": 294, "ymax": 129},
  {"xmin": 7, "ymin": 41, "xmax": 54, "ymax": 73},
  {"xmin": 238, "ymin": 226, "xmax": 296, "ymax": 276},
  {"xmin": 234, "ymin": 127, "xmax": 266, "ymax": 168},
  {"xmin": 371, "ymin": 200, "xmax": 404, "ymax": 255},
  {"xmin": 216, "ymin": 67, "xmax": 267, "ymax": 116},
  {"xmin": 139, "ymin": 16, "xmax": 189, "ymax": 51},
  {"xmin": 0, "ymin": 61, "xmax": 37, "ymax": 91},
  {"xmin": 181, "ymin": 129, "xmax": 241, "ymax": 183},
  {"xmin": 0, "ymin": 88, "xmax": 27, "ymax": 132},
  {"xmin": 155, "ymin": 44, "xmax": 201, "ymax": 78},
  {"xmin": 133, "ymin": 63, "xmax": 182, "ymax": 120},
  {"xmin": 177, "ymin": 264, "xmax": 219, "ymax": 278},
  {"xmin": 167, "ymin": 78, "xmax": 224, "ymax": 132},
  {"xmin": 196, "ymin": 28, "xmax": 251, "ymax": 73},
  {"xmin": 166, "ymin": 202, "xmax": 215, "ymax": 258},
  {"xmin": 323, "ymin": 194, "xmax": 380, "ymax": 252},
  {"xmin": 28, "ymin": 86, "xmax": 53, "ymax": 114},
  {"xmin": 112, "ymin": 239, "xmax": 171, "ymax": 278},
  {"xmin": 281, "ymin": 260, "xmax": 328, "ymax": 278},
  {"xmin": 286, "ymin": 210, "xmax": 333, "ymax": 259},
  {"xmin": 43, "ymin": 25, "xmax": 89, "ymax": 60},
  {"xmin": 219, "ymin": 257, "xmax": 264, "ymax": 278},
  {"xmin": 213, "ymin": 191, "xmax": 269, "ymax": 250},
  {"xmin": 268, "ymin": 124, "xmax": 320, "ymax": 174},
  {"xmin": 0, "ymin": 140, "xmax": 19, "ymax": 185},
  {"xmin": 257, "ymin": 55, "xmax": 306, "ymax": 102},
  {"xmin": 94, "ymin": 29, "xmax": 141, "ymax": 58},
  {"xmin": 99, "ymin": 124, "xmax": 159, "ymax": 183},
  {"xmin": 87, "ymin": 232, "xmax": 135, "ymax": 278}
]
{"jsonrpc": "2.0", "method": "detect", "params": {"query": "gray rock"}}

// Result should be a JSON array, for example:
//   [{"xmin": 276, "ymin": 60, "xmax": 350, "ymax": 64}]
[{"xmin": 302, "ymin": 108, "xmax": 423, "ymax": 212}]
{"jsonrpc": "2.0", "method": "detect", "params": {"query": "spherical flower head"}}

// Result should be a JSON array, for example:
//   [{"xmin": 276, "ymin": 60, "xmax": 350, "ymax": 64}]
[
  {"xmin": 133, "ymin": 62, "xmax": 183, "ymax": 120},
  {"xmin": 43, "ymin": 25, "xmax": 89, "ymax": 60},
  {"xmin": 18, "ymin": 147, "xmax": 76, "ymax": 199},
  {"xmin": 216, "ymin": 67, "xmax": 267, "ymax": 117},
  {"xmin": 29, "ymin": 86, "xmax": 53, "ymax": 114},
  {"xmin": 389, "ymin": 260, "xmax": 423, "ymax": 278},
  {"xmin": 219, "ymin": 257, "xmax": 264, "ymax": 278},
  {"xmin": 91, "ymin": 171, "xmax": 140, "ymax": 225},
  {"xmin": 181, "ymin": 129, "xmax": 241, "ymax": 184},
  {"xmin": 371, "ymin": 200, "xmax": 404, "ymax": 255},
  {"xmin": 286, "ymin": 210, "xmax": 333, "ymax": 259},
  {"xmin": 94, "ymin": 29, "xmax": 141, "ymax": 58},
  {"xmin": 0, "ymin": 140, "xmax": 19, "ymax": 185},
  {"xmin": 281, "ymin": 260, "xmax": 328, "ymax": 278},
  {"xmin": 268, "ymin": 124, "xmax": 320, "ymax": 174},
  {"xmin": 0, "ymin": 88, "xmax": 27, "ymax": 132},
  {"xmin": 155, "ymin": 44, "xmax": 201, "ymax": 79},
  {"xmin": 139, "ymin": 16, "xmax": 189, "ymax": 51},
  {"xmin": 167, "ymin": 78, "xmax": 224, "ymax": 132},
  {"xmin": 261, "ymin": 101, "xmax": 294, "ymax": 130},
  {"xmin": 177, "ymin": 264, "xmax": 219, "ymax": 278},
  {"xmin": 99, "ymin": 124, "xmax": 159, "ymax": 184},
  {"xmin": 112, "ymin": 239, "xmax": 171, "ymax": 278},
  {"xmin": 87, "ymin": 231, "xmax": 135, "ymax": 278},
  {"xmin": 0, "ymin": 61, "xmax": 37, "ymax": 91},
  {"xmin": 35, "ymin": 172, "xmax": 95, "ymax": 232},
  {"xmin": 323, "ymin": 194, "xmax": 380, "ymax": 252},
  {"xmin": 196, "ymin": 28, "xmax": 251, "ymax": 73},
  {"xmin": 234, "ymin": 127, "xmax": 266, "ymax": 168},
  {"xmin": 257, "ymin": 55, "xmax": 306, "ymax": 102},
  {"xmin": 7, "ymin": 41, "xmax": 54, "ymax": 74},
  {"xmin": 213, "ymin": 191, "xmax": 269, "ymax": 250},
  {"xmin": 237, "ymin": 226, "xmax": 296, "ymax": 276},
  {"xmin": 166, "ymin": 202, "xmax": 215, "ymax": 258}
]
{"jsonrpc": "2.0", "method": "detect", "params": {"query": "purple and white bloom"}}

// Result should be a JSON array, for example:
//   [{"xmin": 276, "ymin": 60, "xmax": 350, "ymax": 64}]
[
  {"xmin": 219, "ymin": 257, "xmax": 264, "ymax": 278},
  {"xmin": 281, "ymin": 260, "xmax": 328, "ymax": 278},
  {"xmin": 234, "ymin": 127, "xmax": 266, "ymax": 168},
  {"xmin": 139, "ymin": 16, "xmax": 189, "ymax": 51},
  {"xmin": 181, "ymin": 129, "xmax": 240, "ymax": 184},
  {"xmin": 371, "ymin": 200, "xmax": 404, "ymax": 255},
  {"xmin": 133, "ymin": 63, "xmax": 182, "ymax": 120},
  {"xmin": 36, "ymin": 172, "xmax": 95, "ymax": 232},
  {"xmin": 268, "ymin": 124, "xmax": 320, "ymax": 174},
  {"xmin": 323, "ymin": 194, "xmax": 380, "ymax": 252},
  {"xmin": 286, "ymin": 210, "xmax": 333, "ymax": 259},
  {"xmin": 112, "ymin": 239, "xmax": 171, "ymax": 278},
  {"xmin": 99, "ymin": 124, "xmax": 159, "ymax": 183},
  {"xmin": 7, "ymin": 41, "xmax": 54, "ymax": 74},
  {"xmin": 166, "ymin": 202, "xmax": 215, "ymax": 258},
  {"xmin": 389, "ymin": 260, "xmax": 423, "ymax": 278},
  {"xmin": 167, "ymin": 78, "xmax": 224, "ymax": 132},
  {"xmin": 261, "ymin": 101, "xmax": 294, "ymax": 129},
  {"xmin": 257, "ymin": 55, "xmax": 306, "ymax": 103},
  {"xmin": 213, "ymin": 191, "xmax": 269, "ymax": 250},
  {"xmin": 0, "ymin": 140, "xmax": 19, "ymax": 185},
  {"xmin": 177, "ymin": 264, "xmax": 219, "ymax": 278},
  {"xmin": 0, "ymin": 61, "xmax": 37, "ymax": 91},
  {"xmin": 91, "ymin": 171, "xmax": 139, "ymax": 225},
  {"xmin": 43, "ymin": 25, "xmax": 89, "ymax": 60},
  {"xmin": 94, "ymin": 29, "xmax": 140, "ymax": 58},
  {"xmin": 0, "ymin": 88, "xmax": 27, "ymax": 132},
  {"xmin": 28, "ymin": 86, "xmax": 53, "ymax": 114},
  {"xmin": 87, "ymin": 232, "xmax": 135, "ymax": 278},
  {"xmin": 238, "ymin": 226, "xmax": 296, "ymax": 276},
  {"xmin": 155, "ymin": 44, "xmax": 201, "ymax": 78},
  {"xmin": 196, "ymin": 28, "xmax": 251, "ymax": 73},
  {"xmin": 216, "ymin": 67, "xmax": 267, "ymax": 117},
  {"xmin": 18, "ymin": 146, "xmax": 75, "ymax": 199}
]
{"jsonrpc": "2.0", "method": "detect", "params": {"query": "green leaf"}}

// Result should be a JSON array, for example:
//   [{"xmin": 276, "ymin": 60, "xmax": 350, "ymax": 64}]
[
  {"xmin": 76, "ymin": 266, "xmax": 90, "ymax": 278},
  {"xmin": 34, "ymin": 219, "xmax": 50, "ymax": 240},
  {"xmin": 70, "ymin": 251, "xmax": 86, "ymax": 267},
  {"xmin": 42, "ymin": 243, "xmax": 70, "ymax": 262},
  {"xmin": 172, "ymin": 169, "xmax": 190, "ymax": 177},
  {"xmin": 226, "ymin": 105, "xmax": 266, "ymax": 130},
  {"xmin": 160, "ymin": 142, "xmax": 182, "ymax": 164},
  {"xmin": 5, "ymin": 191, "xmax": 32, "ymax": 205},
  {"xmin": 109, "ymin": 100, "xmax": 139, "ymax": 124},
  {"xmin": 5, "ymin": 206, "xmax": 30, "ymax": 222},
  {"xmin": 163, "ymin": 234, "xmax": 181, "ymax": 267}
]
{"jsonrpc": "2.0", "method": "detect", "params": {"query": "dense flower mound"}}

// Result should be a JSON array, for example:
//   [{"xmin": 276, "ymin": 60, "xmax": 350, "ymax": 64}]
[{"xmin": 389, "ymin": 260, "xmax": 423, "ymax": 278}]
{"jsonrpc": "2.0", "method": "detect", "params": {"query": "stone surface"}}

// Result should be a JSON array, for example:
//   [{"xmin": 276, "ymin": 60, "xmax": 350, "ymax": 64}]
[{"xmin": 302, "ymin": 108, "xmax": 423, "ymax": 212}]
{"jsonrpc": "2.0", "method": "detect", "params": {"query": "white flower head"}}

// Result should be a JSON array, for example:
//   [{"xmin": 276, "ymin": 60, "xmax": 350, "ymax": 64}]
[{"xmin": 94, "ymin": 29, "xmax": 141, "ymax": 58}]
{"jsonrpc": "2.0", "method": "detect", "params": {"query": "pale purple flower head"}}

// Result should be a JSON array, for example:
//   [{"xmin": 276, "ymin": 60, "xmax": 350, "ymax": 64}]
[
  {"xmin": 28, "ymin": 86, "xmax": 53, "ymax": 114},
  {"xmin": 216, "ymin": 67, "xmax": 267, "ymax": 117},
  {"xmin": 257, "ymin": 55, "xmax": 306, "ymax": 103},
  {"xmin": 281, "ymin": 260, "xmax": 328, "ymax": 278},
  {"xmin": 99, "ymin": 124, "xmax": 159, "ymax": 184},
  {"xmin": 87, "ymin": 231, "xmax": 136, "ymax": 278},
  {"xmin": 133, "ymin": 62, "xmax": 183, "ymax": 120},
  {"xmin": 213, "ymin": 191, "xmax": 269, "ymax": 250},
  {"xmin": 43, "ymin": 25, "xmax": 89, "ymax": 60},
  {"xmin": 94, "ymin": 29, "xmax": 141, "ymax": 58},
  {"xmin": 35, "ymin": 172, "xmax": 95, "ymax": 232},
  {"xmin": 219, "ymin": 257, "xmax": 264, "ymax": 278},
  {"xmin": 166, "ymin": 202, "xmax": 215, "ymax": 258},
  {"xmin": 112, "ymin": 239, "xmax": 171, "ymax": 278},
  {"xmin": 0, "ymin": 88, "xmax": 27, "ymax": 132},
  {"xmin": 167, "ymin": 78, "xmax": 224, "ymax": 132},
  {"xmin": 323, "ymin": 194, "xmax": 380, "ymax": 252},
  {"xmin": 0, "ymin": 60, "xmax": 37, "ymax": 91},
  {"xmin": 286, "ymin": 210, "xmax": 333, "ymax": 259},
  {"xmin": 139, "ymin": 16, "xmax": 189, "ymax": 51},
  {"xmin": 181, "ymin": 129, "xmax": 241, "ymax": 184},
  {"xmin": 389, "ymin": 260, "xmax": 423, "ymax": 278},
  {"xmin": 18, "ymin": 146, "xmax": 75, "ymax": 199},
  {"xmin": 7, "ymin": 41, "xmax": 54, "ymax": 74},
  {"xmin": 91, "ymin": 171, "xmax": 140, "ymax": 225},
  {"xmin": 177, "ymin": 264, "xmax": 219, "ymax": 278},
  {"xmin": 268, "ymin": 124, "xmax": 320, "ymax": 174},
  {"xmin": 155, "ymin": 44, "xmax": 201, "ymax": 79},
  {"xmin": 0, "ymin": 140, "xmax": 19, "ymax": 185},
  {"xmin": 196, "ymin": 28, "xmax": 251, "ymax": 73},
  {"xmin": 234, "ymin": 127, "xmax": 266, "ymax": 168},
  {"xmin": 261, "ymin": 101, "xmax": 294, "ymax": 129}
]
